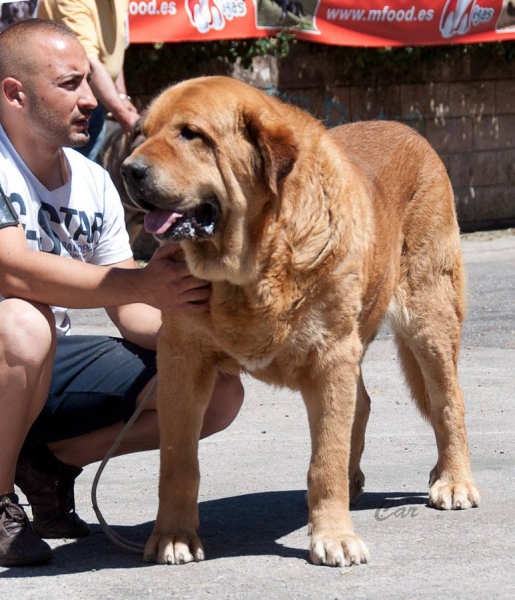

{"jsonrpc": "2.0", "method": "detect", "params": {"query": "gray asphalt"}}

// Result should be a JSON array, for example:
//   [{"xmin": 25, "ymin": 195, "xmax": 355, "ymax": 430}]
[{"xmin": 2, "ymin": 230, "xmax": 514, "ymax": 599}]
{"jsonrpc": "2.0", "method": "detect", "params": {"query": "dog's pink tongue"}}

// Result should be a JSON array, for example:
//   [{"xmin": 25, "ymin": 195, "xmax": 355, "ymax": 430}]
[{"xmin": 144, "ymin": 210, "xmax": 183, "ymax": 234}]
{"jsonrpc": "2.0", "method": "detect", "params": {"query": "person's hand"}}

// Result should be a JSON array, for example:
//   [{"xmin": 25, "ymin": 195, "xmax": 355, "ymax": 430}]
[
  {"xmin": 139, "ymin": 243, "xmax": 211, "ymax": 313},
  {"xmin": 117, "ymin": 104, "xmax": 140, "ymax": 136},
  {"xmin": 120, "ymin": 95, "xmax": 138, "ymax": 114}
]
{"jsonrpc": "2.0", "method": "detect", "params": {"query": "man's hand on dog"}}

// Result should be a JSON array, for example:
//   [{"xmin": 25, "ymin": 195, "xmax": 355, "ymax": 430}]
[{"xmin": 141, "ymin": 243, "xmax": 211, "ymax": 313}]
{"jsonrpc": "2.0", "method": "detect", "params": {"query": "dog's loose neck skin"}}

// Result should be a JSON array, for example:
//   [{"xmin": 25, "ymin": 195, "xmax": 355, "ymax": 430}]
[
  {"xmin": 183, "ymin": 115, "xmax": 369, "ymax": 295},
  {"xmin": 179, "ymin": 128, "xmax": 372, "ymax": 368}
]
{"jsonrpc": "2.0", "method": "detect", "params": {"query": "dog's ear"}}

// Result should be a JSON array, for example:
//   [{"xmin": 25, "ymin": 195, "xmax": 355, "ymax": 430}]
[
  {"xmin": 243, "ymin": 108, "xmax": 299, "ymax": 196},
  {"xmin": 130, "ymin": 118, "xmax": 146, "ymax": 151}
]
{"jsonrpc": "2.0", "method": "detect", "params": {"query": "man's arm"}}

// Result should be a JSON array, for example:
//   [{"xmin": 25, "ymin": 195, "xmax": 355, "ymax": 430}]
[
  {"xmin": 88, "ymin": 55, "xmax": 139, "ymax": 136},
  {"xmin": 0, "ymin": 225, "xmax": 210, "ymax": 313},
  {"xmin": 105, "ymin": 257, "xmax": 163, "ymax": 351},
  {"xmin": 105, "ymin": 302, "xmax": 161, "ymax": 351}
]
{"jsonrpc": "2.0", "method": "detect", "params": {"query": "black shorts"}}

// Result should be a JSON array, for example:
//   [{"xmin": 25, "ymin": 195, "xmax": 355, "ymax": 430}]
[{"xmin": 25, "ymin": 335, "xmax": 157, "ymax": 447}]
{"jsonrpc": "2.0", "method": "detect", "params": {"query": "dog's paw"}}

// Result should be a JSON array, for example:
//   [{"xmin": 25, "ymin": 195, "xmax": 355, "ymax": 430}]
[
  {"xmin": 144, "ymin": 530, "xmax": 205, "ymax": 565},
  {"xmin": 310, "ymin": 533, "xmax": 369, "ymax": 567},
  {"xmin": 429, "ymin": 480, "xmax": 481, "ymax": 510}
]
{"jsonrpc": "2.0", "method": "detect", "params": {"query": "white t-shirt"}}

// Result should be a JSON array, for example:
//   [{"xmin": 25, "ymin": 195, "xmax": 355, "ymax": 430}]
[{"xmin": 0, "ymin": 124, "xmax": 133, "ymax": 335}]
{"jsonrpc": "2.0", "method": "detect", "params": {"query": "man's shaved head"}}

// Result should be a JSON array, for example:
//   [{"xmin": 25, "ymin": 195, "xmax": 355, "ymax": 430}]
[
  {"xmin": 0, "ymin": 17, "xmax": 95, "ymax": 152},
  {"xmin": 0, "ymin": 18, "xmax": 78, "ymax": 81}
]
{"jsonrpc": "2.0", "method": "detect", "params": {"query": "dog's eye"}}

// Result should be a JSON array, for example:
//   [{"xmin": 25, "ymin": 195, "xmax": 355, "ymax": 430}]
[{"xmin": 180, "ymin": 126, "xmax": 204, "ymax": 141}]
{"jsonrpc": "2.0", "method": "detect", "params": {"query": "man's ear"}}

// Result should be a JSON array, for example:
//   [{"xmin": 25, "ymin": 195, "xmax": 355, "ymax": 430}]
[
  {"xmin": 243, "ymin": 107, "xmax": 299, "ymax": 196},
  {"xmin": 2, "ymin": 78, "xmax": 25, "ymax": 108}
]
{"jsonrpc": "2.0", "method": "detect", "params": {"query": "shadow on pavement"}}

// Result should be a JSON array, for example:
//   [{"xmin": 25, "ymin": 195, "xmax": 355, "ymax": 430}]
[
  {"xmin": 1, "ymin": 488, "xmax": 429, "ymax": 577},
  {"xmin": 1, "ymin": 490, "xmax": 307, "ymax": 576},
  {"xmin": 351, "ymin": 490, "xmax": 428, "ymax": 511}
]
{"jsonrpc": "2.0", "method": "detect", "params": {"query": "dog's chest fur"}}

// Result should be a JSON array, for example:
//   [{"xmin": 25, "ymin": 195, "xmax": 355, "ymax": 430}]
[{"xmin": 194, "ymin": 265, "xmax": 364, "ymax": 388}]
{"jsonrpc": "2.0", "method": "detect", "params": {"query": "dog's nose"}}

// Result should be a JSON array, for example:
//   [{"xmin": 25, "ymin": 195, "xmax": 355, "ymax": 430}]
[{"xmin": 121, "ymin": 159, "xmax": 148, "ymax": 183}]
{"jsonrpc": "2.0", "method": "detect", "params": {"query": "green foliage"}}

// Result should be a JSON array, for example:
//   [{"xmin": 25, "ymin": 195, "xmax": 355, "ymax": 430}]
[
  {"xmin": 125, "ymin": 34, "xmax": 515, "ymax": 98},
  {"xmin": 276, "ymin": 39, "xmax": 515, "ymax": 86},
  {"xmin": 356, "ymin": 40, "xmax": 515, "ymax": 66},
  {"xmin": 125, "ymin": 29, "xmax": 296, "ymax": 95},
  {"xmin": 292, "ymin": 39, "xmax": 515, "ymax": 79},
  {"xmin": 221, "ymin": 28, "xmax": 297, "ymax": 69}
]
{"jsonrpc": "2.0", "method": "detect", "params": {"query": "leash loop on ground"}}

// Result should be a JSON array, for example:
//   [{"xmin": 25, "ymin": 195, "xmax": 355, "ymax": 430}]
[{"xmin": 91, "ymin": 379, "xmax": 157, "ymax": 554}]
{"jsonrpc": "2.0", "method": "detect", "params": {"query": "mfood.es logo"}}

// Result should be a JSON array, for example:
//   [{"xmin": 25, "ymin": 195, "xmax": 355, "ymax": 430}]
[
  {"xmin": 185, "ymin": 0, "xmax": 247, "ymax": 33},
  {"xmin": 186, "ymin": 0, "xmax": 224, "ymax": 32},
  {"xmin": 440, "ymin": 0, "xmax": 495, "ymax": 38}
]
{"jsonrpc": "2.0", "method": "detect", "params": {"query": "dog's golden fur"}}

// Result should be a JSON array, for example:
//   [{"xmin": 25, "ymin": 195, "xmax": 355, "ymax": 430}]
[{"xmin": 122, "ymin": 76, "xmax": 480, "ymax": 567}]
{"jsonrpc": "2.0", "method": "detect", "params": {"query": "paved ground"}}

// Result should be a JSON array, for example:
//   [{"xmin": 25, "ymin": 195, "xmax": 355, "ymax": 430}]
[{"xmin": 1, "ymin": 230, "xmax": 514, "ymax": 599}]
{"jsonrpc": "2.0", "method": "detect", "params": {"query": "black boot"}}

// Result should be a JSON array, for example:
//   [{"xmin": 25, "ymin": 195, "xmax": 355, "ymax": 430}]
[
  {"xmin": 15, "ymin": 446, "xmax": 90, "ymax": 539},
  {"xmin": 0, "ymin": 493, "xmax": 52, "ymax": 566}
]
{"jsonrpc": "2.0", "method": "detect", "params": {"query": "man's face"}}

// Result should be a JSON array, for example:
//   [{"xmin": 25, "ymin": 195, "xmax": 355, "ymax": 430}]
[{"xmin": 23, "ymin": 36, "xmax": 97, "ymax": 148}]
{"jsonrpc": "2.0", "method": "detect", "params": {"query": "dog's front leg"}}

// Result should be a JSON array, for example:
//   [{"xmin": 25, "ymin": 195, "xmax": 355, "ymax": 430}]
[
  {"xmin": 301, "ymin": 336, "xmax": 369, "ymax": 567},
  {"xmin": 144, "ymin": 329, "xmax": 215, "ymax": 565}
]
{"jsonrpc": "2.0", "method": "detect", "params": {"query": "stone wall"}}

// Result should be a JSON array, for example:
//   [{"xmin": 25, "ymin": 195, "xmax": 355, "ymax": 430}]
[
  {"xmin": 127, "ymin": 42, "xmax": 515, "ymax": 233},
  {"xmin": 233, "ymin": 43, "xmax": 515, "ymax": 232}
]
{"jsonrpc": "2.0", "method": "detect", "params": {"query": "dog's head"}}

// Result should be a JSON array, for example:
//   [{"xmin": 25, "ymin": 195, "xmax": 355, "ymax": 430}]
[{"xmin": 121, "ymin": 76, "xmax": 300, "ymax": 283}]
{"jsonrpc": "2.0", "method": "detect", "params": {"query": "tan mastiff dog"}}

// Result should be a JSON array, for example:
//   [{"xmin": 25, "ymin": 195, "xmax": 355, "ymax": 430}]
[{"xmin": 121, "ymin": 76, "xmax": 480, "ymax": 567}]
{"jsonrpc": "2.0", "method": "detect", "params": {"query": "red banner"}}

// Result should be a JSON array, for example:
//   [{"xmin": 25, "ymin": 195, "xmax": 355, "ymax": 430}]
[{"xmin": 128, "ymin": 0, "xmax": 515, "ymax": 46}]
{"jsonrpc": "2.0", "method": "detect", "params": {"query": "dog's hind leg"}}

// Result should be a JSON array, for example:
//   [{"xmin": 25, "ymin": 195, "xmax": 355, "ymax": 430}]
[
  {"xmin": 390, "ymin": 261, "xmax": 480, "ymax": 510},
  {"xmin": 349, "ymin": 372, "xmax": 370, "ymax": 502}
]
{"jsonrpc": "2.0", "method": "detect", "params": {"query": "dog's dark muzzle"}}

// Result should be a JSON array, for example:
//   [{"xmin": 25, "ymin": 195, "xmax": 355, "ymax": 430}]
[
  {"xmin": 120, "ymin": 158, "xmax": 151, "ymax": 208},
  {"xmin": 120, "ymin": 158, "xmax": 221, "ymax": 241}
]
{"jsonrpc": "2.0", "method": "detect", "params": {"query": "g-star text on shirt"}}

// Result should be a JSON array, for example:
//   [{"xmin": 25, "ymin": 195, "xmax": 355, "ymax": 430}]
[
  {"xmin": 9, "ymin": 192, "xmax": 104, "ymax": 257},
  {"xmin": 40, "ymin": 202, "xmax": 104, "ymax": 257}
]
